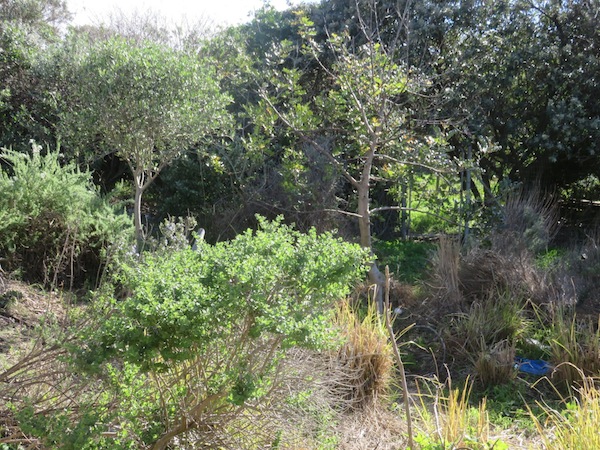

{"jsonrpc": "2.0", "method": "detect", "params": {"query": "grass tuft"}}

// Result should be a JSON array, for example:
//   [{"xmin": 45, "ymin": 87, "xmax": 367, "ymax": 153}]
[
  {"xmin": 531, "ymin": 373, "xmax": 600, "ymax": 449},
  {"xmin": 335, "ymin": 300, "xmax": 394, "ymax": 409}
]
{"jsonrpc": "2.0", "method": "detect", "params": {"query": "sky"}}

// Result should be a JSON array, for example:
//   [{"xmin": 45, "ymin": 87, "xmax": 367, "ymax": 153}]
[{"xmin": 67, "ymin": 0, "xmax": 309, "ymax": 28}]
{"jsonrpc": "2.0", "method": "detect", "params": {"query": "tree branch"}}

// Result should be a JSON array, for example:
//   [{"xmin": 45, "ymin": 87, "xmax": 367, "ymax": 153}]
[{"xmin": 259, "ymin": 93, "xmax": 360, "ymax": 189}]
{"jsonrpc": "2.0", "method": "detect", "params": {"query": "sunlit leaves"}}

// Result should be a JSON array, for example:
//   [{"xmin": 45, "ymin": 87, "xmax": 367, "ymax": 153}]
[
  {"xmin": 77, "ymin": 217, "xmax": 369, "ymax": 369},
  {"xmin": 59, "ymin": 36, "xmax": 232, "ymax": 171}
]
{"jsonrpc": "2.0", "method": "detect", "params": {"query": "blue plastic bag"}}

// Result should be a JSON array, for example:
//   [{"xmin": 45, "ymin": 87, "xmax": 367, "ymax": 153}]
[{"xmin": 514, "ymin": 357, "xmax": 552, "ymax": 376}]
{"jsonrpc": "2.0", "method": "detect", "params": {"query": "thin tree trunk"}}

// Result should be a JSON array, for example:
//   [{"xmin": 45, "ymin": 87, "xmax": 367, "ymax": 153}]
[
  {"xmin": 384, "ymin": 266, "xmax": 414, "ymax": 449},
  {"xmin": 464, "ymin": 145, "xmax": 472, "ymax": 242},
  {"xmin": 357, "ymin": 145, "xmax": 386, "ymax": 313},
  {"xmin": 400, "ymin": 181, "xmax": 408, "ymax": 239},
  {"xmin": 133, "ymin": 172, "xmax": 145, "ymax": 250}
]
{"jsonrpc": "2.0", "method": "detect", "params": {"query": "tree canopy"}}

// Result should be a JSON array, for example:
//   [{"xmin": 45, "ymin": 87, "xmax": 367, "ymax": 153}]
[{"xmin": 57, "ymin": 35, "xmax": 232, "ymax": 241}]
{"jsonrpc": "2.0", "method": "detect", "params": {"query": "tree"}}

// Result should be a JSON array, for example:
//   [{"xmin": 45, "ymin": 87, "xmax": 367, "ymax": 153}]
[
  {"xmin": 0, "ymin": 0, "xmax": 71, "ymax": 149},
  {"xmin": 429, "ymin": 0, "xmax": 600, "ymax": 198},
  {"xmin": 58, "ymin": 35, "xmax": 232, "ymax": 243},
  {"xmin": 249, "ymin": 14, "xmax": 451, "ymax": 310},
  {"xmin": 0, "ymin": 0, "xmax": 71, "ymax": 35}
]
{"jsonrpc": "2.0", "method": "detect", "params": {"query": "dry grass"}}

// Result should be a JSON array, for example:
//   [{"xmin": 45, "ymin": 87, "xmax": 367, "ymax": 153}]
[
  {"xmin": 413, "ymin": 376, "xmax": 505, "ymax": 449},
  {"xmin": 548, "ymin": 313, "xmax": 600, "ymax": 387},
  {"xmin": 443, "ymin": 290, "xmax": 529, "ymax": 376},
  {"xmin": 429, "ymin": 188, "xmax": 559, "ymax": 313},
  {"xmin": 494, "ymin": 188, "xmax": 559, "ymax": 255},
  {"xmin": 474, "ymin": 340, "xmax": 517, "ymax": 387},
  {"xmin": 531, "ymin": 373, "xmax": 600, "ymax": 449},
  {"xmin": 336, "ymin": 404, "xmax": 407, "ymax": 450},
  {"xmin": 429, "ymin": 235, "xmax": 461, "ymax": 308},
  {"xmin": 334, "ymin": 300, "xmax": 394, "ymax": 409}
]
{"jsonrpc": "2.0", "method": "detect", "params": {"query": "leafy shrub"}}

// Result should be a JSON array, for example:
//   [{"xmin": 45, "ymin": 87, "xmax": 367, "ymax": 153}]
[
  {"xmin": 57, "ymin": 217, "xmax": 370, "ymax": 448},
  {"xmin": 374, "ymin": 239, "xmax": 435, "ymax": 283},
  {"xmin": 0, "ymin": 143, "xmax": 132, "ymax": 287}
]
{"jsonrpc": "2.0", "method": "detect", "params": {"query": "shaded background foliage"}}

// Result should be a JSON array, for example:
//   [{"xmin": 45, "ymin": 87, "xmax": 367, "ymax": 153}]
[{"xmin": 1, "ymin": 0, "xmax": 600, "ymax": 245}]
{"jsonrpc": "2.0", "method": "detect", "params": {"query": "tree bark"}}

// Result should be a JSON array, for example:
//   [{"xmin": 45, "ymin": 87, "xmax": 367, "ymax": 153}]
[
  {"xmin": 133, "ymin": 171, "xmax": 145, "ymax": 250},
  {"xmin": 357, "ymin": 144, "xmax": 386, "ymax": 313}
]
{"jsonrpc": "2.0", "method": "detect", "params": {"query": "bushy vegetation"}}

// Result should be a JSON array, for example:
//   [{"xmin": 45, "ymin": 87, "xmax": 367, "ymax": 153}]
[
  {"xmin": 1, "ymin": 218, "xmax": 369, "ymax": 448},
  {"xmin": 0, "ymin": 143, "xmax": 132, "ymax": 287},
  {"xmin": 3, "ymin": 0, "xmax": 600, "ymax": 448}
]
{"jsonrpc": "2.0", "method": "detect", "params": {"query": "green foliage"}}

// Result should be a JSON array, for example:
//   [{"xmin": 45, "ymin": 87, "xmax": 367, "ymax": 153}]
[
  {"xmin": 57, "ymin": 34, "xmax": 232, "ymax": 240},
  {"xmin": 0, "ymin": 142, "xmax": 133, "ymax": 286},
  {"xmin": 535, "ymin": 248, "xmax": 566, "ymax": 271},
  {"xmin": 447, "ymin": 292, "xmax": 529, "ymax": 354},
  {"xmin": 478, "ymin": 382, "xmax": 539, "ymax": 433},
  {"xmin": 15, "ymin": 404, "xmax": 107, "ymax": 450},
  {"xmin": 414, "ymin": 377, "xmax": 508, "ymax": 450},
  {"xmin": 374, "ymin": 239, "xmax": 435, "ymax": 283},
  {"xmin": 56, "ymin": 217, "xmax": 369, "ymax": 447},
  {"xmin": 0, "ymin": 24, "xmax": 55, "ymax": 149},
  {"xmin": 59, "ymin": 35, "xmax": 232, "ymax": 163},
  {"xmin": 80, "ymin": 217, "xmax": 368, "ymax": 368},
  {"xmin": 0, "ymin": 0, "xmax": 71, "ymax": 36},
  {"xmin": 531, "ymin": 376, "xmax": 600, "ymax": 449}
]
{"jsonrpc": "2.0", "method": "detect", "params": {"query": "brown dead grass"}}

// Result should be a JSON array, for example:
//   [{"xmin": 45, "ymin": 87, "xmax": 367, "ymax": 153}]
[
  {"xmin": 0, "ymin": 276, "xmax": 69, "ymax": 372},
  {"xmin": 336, "ymin": 404, "xmax": 407, "ymax": 449}
]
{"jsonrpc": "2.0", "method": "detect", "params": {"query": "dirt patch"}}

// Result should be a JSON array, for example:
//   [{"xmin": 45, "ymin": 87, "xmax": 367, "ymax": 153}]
[{"xmin": 0, "ymin": 275, "xmax": 69, "ymax": 371}]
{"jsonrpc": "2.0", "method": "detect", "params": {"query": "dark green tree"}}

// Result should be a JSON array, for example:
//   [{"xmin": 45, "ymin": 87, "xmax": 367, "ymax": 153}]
[{"xmin": 0, "ymin": 0, "xmax": 71, "ymax": 149}]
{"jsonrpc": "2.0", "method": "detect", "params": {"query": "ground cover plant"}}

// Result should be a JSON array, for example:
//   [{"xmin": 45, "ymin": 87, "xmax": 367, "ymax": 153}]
[
  {"xmin": 3, "ymin": 193, "xmax": 600, "ymax": 449},
  {"xmin": 1, "ymin": 217, "xmax": 371, "ymax": 448}
]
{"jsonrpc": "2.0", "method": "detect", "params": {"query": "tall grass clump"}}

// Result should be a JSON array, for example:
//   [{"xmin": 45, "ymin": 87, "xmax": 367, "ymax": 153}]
[
  {"xmin": 0, "ymin": 142, "xmax": 132, "ymax": 287},
  {"xmin": 473, "ymin": 340, "xmax": 517, "ymax": 388},
  {"xmin": 547, "ymin": 312, "xmax": 600, "ymax": 387},
  {"xmin": 443, "ymin": 291, "xmax": 527, "ymax": 385},
  {"xmin": 429, "ymin": 235, "xmax": 461, "ymax": 307},
  {"xmin": 335, "ymin": 300, "xmax": 394, "ymax": 409},
  {"xmin": 531, "ymin": 374, "xmax": 600, "ymax": 449},
  {"xmin": 414, "ymin": 377, "xmax": 505, "ymax": 449},
  {"xmin": 495, "ymin": 188, "xmax": 559, "ymax": 255}
]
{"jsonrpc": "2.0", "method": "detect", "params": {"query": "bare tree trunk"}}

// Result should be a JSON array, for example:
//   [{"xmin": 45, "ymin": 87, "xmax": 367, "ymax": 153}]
[
  {"xmin": 463, "ymin": 145, "xmax": 472, "ymax": 242},
  {"xmin": 133, "ymin": 172, "xmax": 145, "ymax": 250},
  {"xmin": 357, "ymin": 146, "xmax": 386, "ymax": 313},
  {"xmin": 400, "ymin": 181, "xmax": 408, "ymax": 239}
]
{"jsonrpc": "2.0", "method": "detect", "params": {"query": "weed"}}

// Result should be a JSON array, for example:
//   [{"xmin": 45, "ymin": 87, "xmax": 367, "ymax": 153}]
[
  {"xmin": 414, "ymin": 376, "xmax": 508, "ymax": 449},
  {"xmin": 444, "ymin": 291, "xmax": 529, "ymax": 370},
  {"xmin": 531, "ymin": 373, "xmax": 600, "ymax": 449},
  {"xmin": 547, "ymin": 313, "xmax": 600, "ymax": 387}
]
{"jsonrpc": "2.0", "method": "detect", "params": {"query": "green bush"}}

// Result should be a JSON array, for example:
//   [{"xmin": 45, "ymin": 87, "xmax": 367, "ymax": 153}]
[
  {"xmin": 374, "ymin": 239, "xmax": 435, "ymax": 283},
  {"xmin": 0, "ymin": 142, "xmax": 133, "ymax": 287},
  {"xmin": 58, "ymin": 217, "xmax": 370, "ymax": 448}
]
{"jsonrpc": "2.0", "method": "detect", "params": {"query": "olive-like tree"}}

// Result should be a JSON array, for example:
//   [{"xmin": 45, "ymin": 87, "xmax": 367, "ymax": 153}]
[{"xmin": 58, "ymin": 36, "xmax": 232, "ymax": 243}]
